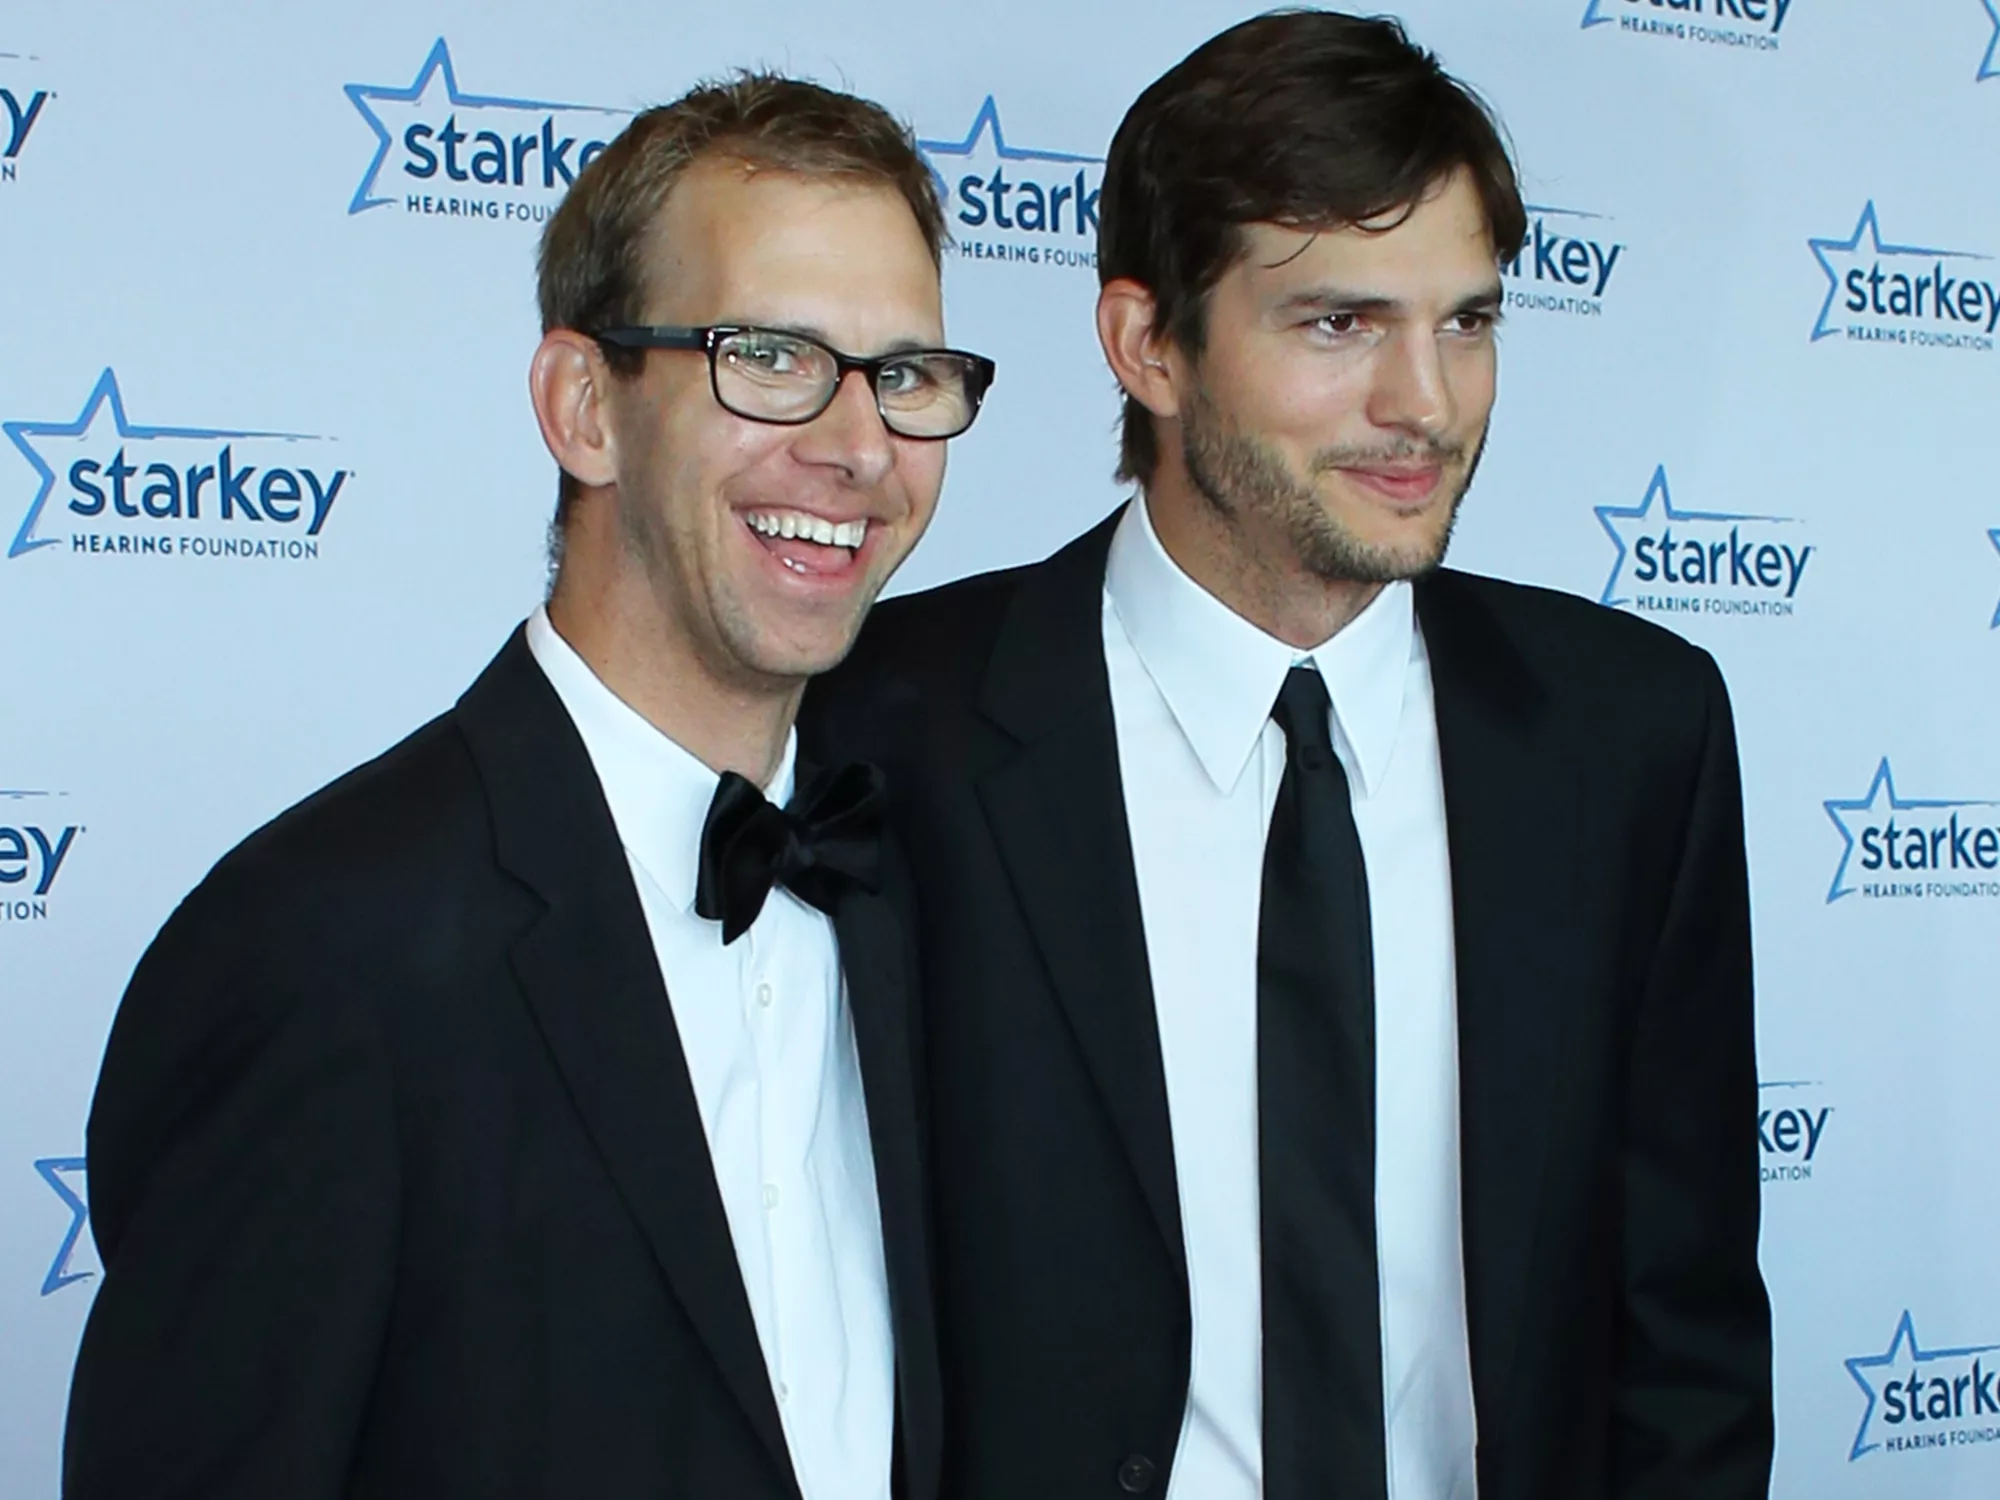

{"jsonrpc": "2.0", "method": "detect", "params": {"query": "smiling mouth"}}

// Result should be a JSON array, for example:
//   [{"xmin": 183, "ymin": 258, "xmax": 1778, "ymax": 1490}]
[{"xmin": 742, "ymin": 507, "xmax": 871, "ymax": 576}]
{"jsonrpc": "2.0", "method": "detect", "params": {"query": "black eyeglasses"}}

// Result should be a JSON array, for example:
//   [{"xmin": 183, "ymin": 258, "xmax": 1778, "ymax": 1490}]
[{"xmin": 592, "ymin": 324, "xmax": 997, "ymax": 440}]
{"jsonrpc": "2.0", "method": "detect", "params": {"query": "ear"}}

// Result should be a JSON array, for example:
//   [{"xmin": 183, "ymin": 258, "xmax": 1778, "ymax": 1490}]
[
  {"xmin": 1096, "ymin": 278, "xmax": 1186, "ymax": 421},
  {"xmin": 529, "ymin": 329, "xmax": 620, "ymax": 490}
]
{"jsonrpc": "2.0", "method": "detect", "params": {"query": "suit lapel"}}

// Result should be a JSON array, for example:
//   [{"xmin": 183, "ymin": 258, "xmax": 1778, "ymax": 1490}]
[
  {"xmin": 971, "ymin": 510, "xmax": 1185, "ymax": 1277},
  {"xmin": 828, "ymin": 866, "xmax": 941, "ymax": 1500},
  {"xmin": 455, "ymin": 631, "xmax": 798, "ymax": 1496},
  {"xmin": 1416, "ymin": 573, "xmax": 1580, "ymax": 1453}
]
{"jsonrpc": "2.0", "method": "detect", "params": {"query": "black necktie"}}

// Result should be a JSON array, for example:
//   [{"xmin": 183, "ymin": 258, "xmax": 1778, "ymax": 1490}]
[
  {"xmin": 694, "ymin": 761, "xmax": 885, "ymax": 944},
  {"xmin": 1258, "ymin": 666, "xmax": 1387, "ymax": 1500}
]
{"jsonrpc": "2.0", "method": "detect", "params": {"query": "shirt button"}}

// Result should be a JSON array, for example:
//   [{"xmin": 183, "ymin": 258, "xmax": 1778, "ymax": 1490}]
[
  {"xmin": 1117, "ymin": 1454, "xmax": 1156, "ymax": 1493},
  {"xmin": 756, "ymin": 983, "xmax": 774, "ymax": 1009},
  {"xmin": 763, "ymin": 1183, "xmax": 780, "ymax": 1210},
  {"xmin": 776, "ymin": 1381, "xmax": 790, "ymax": 1403}
]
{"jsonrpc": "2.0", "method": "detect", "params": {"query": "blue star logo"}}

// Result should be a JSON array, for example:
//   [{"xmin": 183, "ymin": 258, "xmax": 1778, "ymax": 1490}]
[
  {"xmin": 1989, "ymin": 528, "xmax": 2000, "ymax": 628},
  {"xmin": 1846, "ymin": 1311, "xmax": 2000, "ymax": 1459},
  {"xmin": 1807, "ymin": 201, "xmax": 1986, "ymax": 342},
  {"xmin": 1982, "ymin": 0, "xmax": 2000, "ymax": 81},
  {"xmin": 1580, "ymin": 0, "xmax": 1619, "ymax": 27},
  {"xmin": 34, "ymin": 1156, "xmax": 92, "ymax": 1296},
  {"xmin": 915, "ymin": 95, "xmax": 1103, "ymax": 193},
  {"xmin": 1822, "ymin": 759, "xmax": 2000, "ymax": 903},
  {"xmin": 343, "ymin": 37, "xmax": 627, "ymax": 215},
  {"xmin": 1593, "ymin": 464, "xmax": 1797, "ymax": 608},
  {"xmin": 4, "ymin": 368, "xmax": 318, "ymax": 559}
]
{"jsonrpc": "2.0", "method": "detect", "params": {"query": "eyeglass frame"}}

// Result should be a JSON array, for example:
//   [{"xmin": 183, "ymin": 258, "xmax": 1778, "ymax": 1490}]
[{"xmin": 590, "ymin": 324, "xmax": 997, "ymax": 440}]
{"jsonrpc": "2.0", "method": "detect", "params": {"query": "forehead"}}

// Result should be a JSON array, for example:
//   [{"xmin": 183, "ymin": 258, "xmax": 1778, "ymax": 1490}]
[
  {"xmin": 643, "ymin": 157, "xmax": 942, "ymax": 337},
  {"xmin": 1228, "ymin": 170, "xmax": 1499, "ymax": 305}
]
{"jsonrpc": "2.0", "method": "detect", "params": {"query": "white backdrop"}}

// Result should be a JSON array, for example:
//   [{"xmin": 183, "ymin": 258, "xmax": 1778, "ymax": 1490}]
[{"xmin": 3, "ymin": 1, "xmax": 1997, "ymax": 1494}]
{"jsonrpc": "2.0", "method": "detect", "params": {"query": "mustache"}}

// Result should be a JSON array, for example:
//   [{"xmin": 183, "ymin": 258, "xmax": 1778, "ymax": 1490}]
[{"xmin": 1307, "ymin": 438, "xmax": 1468, "ymax": 473}]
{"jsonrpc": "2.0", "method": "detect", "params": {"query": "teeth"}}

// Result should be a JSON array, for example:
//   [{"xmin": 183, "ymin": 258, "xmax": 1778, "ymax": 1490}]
[{"xmin": 745, "ymin": 511, "xmax": 869, "ymax": 549}]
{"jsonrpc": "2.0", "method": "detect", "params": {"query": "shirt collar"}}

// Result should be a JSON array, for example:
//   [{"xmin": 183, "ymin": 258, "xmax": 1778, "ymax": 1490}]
[
  {"xmin": 526, "ymin": 605, "xmax": 797, "ymax": 913},
  {"xmin": 1102, "ymin": 497, "xmax": 1414, "ymax": 798}
]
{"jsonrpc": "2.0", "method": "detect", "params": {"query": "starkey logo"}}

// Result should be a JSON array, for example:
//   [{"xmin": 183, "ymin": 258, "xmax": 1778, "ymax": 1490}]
[
  {"xmin": 1810, "ymin": 202, "xmax": 1999, "ymax": 354},
  {"xmin": 1, "ymin": 48, "xmax": 51, "ymax": 184},
  {"xmin": 1823, "ymin": 759, "xmax": 2000, "ymax": 903},
  {"xmin": 1847, "ymin": 1311, "xmax": 2000, "ymax": 1459},
  {"xmin": 1594, "ymin": 464, "xmax": 1812, "ymax": 624},
  {"xmin": 35, "ymin": 1156, "xmax": 93, "ymax": 1296},
  {"xmin": 0, "ymin": 788, "xmax": 82, "ymax": 923},
  {"xmin": 1581, "ymin": 0, "xmax": 1794, "ymax": 53},
  {"xmin": 1502, "ymin": 204, "xmax": 1625, "ymax": 319},
  {"xmin": 345, "ymin": 38, "xmax": 629, "ymax": 225},
  {"xmin": 1758, "ymin": 1080, "xmax": 1830, "ymax": 1185},
  {"xmin": 5, "ymin": 369, "xmax": 349, "ymax": 563},
  {"xmin": 916, "ymin": 98, "xmax": 1104, "ymax": 272},
  {"xmin": 1981, "ymin": 0, "xmax": 2000, "ymax": 82}
]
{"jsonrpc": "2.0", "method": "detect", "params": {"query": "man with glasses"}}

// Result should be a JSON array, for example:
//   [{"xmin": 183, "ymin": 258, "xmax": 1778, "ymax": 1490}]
[{"xmin": 65, "ymin": 75, "xmax": 987, "ymax": 1500}]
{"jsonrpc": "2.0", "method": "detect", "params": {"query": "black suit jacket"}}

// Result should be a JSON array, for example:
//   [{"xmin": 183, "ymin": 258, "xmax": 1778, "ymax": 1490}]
[
  {"xmin": 804, "ymin": 510, "xmax": 1773, "ymax": 1500},
  {"xmin": 65, "ymin": 629, "xmax": 941, "ymax": 1500}
]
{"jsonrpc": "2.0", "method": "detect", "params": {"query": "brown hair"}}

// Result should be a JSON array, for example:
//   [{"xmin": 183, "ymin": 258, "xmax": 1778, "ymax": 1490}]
[
  {"xmin": 1100, "ymin": 10, "xmax": 1527, "ymax": 485},
  {"xmin": 537, "ymin": 73, "xmax": 946, "ymax": 520}
]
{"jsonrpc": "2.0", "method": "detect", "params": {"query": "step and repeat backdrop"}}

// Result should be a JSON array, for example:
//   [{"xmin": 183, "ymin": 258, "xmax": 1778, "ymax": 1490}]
[{"xmin": 2, "ymin": 0, "xmax": 1996, "ymax": 1494}]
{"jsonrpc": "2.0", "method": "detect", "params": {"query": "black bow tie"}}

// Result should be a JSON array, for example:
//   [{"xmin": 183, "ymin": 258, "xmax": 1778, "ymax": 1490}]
[{"xmin": 694, "ymin": 761, "xmax": 886, "ymax": 944}]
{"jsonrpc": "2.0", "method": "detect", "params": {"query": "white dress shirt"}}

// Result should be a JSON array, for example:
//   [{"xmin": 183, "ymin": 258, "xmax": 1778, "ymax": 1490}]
[
  {"xmin": 1102, "ymin": 499, "xmax": 1478, "ymax": 1500},
  {"xmin": 526, "ymin": 606, "xmax": 894, "ymax": 1500}
]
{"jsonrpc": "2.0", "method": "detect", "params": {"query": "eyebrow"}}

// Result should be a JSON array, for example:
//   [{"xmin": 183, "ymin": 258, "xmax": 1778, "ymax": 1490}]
[{"xmin": 1272, "ymin": 284, "xmax": 1506, "ymax": 319}]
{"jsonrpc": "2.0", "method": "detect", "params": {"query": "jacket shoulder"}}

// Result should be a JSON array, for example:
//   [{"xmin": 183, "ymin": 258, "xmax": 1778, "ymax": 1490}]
[
  {"xmin": 231, "ymin": 711, "xmax": 489, "ymax": 899},
  {"xmin": 808, "ymin": 559, "xmax": 1039, "ymax": 743},
  {"xmin": 849, "ymin": 562, "xmax": 1035, "ymax": 683},
  {"xmin": 1424, "ymin": 568, "xmax": 1725, "ymax": 704},
  {"xmin": 149, "ymin": 709, "xmax": 500, "ymax": 988}
]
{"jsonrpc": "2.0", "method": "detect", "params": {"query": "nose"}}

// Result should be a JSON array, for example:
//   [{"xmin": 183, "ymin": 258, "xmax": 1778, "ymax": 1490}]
[
  {"xmin": 794, "ymin": 367, "xmax": 895, "ymax": 486},
  {"xmin": 1365, "ymin": 326, "xmax": 1455, "ymax": 441}
]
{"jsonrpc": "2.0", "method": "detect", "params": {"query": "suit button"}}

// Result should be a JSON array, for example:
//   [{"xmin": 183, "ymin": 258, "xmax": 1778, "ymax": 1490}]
[{"xmin": 1117, "ymin": 1454, "xmax": 1156, "ymax": 1493}]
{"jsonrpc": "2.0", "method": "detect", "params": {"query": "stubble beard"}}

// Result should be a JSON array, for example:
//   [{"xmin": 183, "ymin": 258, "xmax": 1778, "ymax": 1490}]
[{"xmin": 1179, "ymin": 377, "xmax": 1483, "ymax": 586}]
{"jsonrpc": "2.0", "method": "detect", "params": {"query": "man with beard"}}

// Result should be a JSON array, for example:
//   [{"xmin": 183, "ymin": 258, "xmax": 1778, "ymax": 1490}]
[{"xmin": 806, "ymin": 13, "xmax": 1772, "ymax": 1500}]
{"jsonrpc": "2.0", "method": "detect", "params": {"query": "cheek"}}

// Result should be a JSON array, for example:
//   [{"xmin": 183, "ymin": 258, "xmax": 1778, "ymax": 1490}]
[
  {"xmin": 1446, "ymin": 345, "xmax": 1498, "ymax": 421},
  {"xmin": 687, "ymin": 424, "xmax": 796, "ymax": 522},
  {"xmin": 895, "ymin": 445, "xmax": 948, "ymax": 522},
  {"xmin": 1219, "ymin": 339, "xmax": 1371, "ymax": 440}
]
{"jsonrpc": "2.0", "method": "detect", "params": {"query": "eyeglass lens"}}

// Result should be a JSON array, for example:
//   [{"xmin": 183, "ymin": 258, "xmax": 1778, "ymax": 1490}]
[{"xmin": 714, "ymin": 329, "xmax": 981, "ymax": 438}]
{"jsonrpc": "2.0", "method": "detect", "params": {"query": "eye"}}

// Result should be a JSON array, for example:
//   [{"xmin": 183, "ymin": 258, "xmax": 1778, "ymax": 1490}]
[
  {"xmin": 1313, "ymin": 311, "xmax": 1362, "ymax": 337},
  {"xmin": 728, "ymin": 333, "xmax": 813, "ymax": 377},
  {"xmin": 876, "ymin": 360, "xmax": 933, "ymax": 397},
  {"xmin": 1447, "ymin": 309, "xmax": 1500, "ymax": 336}
]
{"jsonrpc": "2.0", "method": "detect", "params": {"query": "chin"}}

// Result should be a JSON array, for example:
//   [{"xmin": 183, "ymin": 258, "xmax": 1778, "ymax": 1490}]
[
  {"xmin": 1382, "ymin": 528, "xmax": 1455, "ymax": 576},
  {"xmin": 739, "ymin": 621, "xmax": 868, "ymax": 684},
  {"xmin": 1298, "ymin": 513, "xmax": 1456, "ymax": 586}
]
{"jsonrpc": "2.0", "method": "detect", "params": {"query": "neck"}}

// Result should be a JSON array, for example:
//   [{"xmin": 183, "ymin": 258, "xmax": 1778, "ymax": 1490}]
[
  {"xmin": 1142, "ymin": 463, "xmax": 1383, "ymax": 651},
  {"xmin": 546, "ymin": 531, "xmax": 798, "ymax": 789}
]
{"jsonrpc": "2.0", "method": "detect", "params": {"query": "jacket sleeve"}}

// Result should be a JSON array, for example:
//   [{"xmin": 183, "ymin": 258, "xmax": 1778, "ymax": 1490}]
[
  {"xmin": 63, "ymin": 863, "xmax": 400, "ymax": 1500},
  {"xmin": 1611, "ymin": 650, "xmax": 1775, "ymax": 1497}
]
